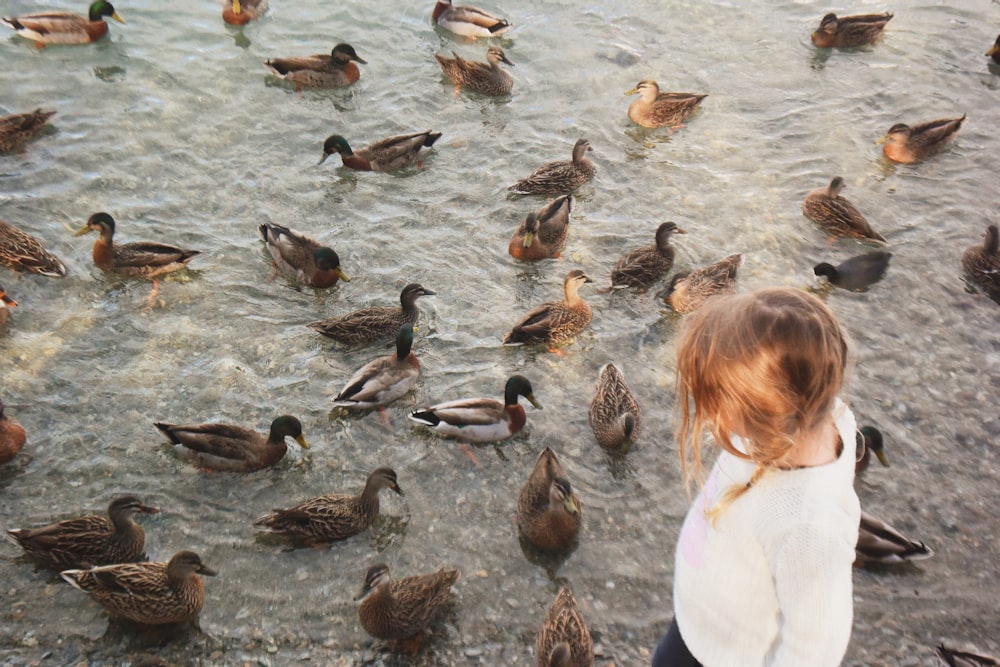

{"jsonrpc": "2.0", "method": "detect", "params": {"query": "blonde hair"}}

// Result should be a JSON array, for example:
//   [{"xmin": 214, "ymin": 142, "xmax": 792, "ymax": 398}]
[{"xmin": 674, "ymin": 287, "xmax": 849, "ymax": 514}]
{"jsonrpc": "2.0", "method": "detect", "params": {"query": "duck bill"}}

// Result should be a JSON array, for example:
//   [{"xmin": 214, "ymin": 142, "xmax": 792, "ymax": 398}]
[
  {"xmin": 874, "ymin": 449, "xmax": 890, "ymax": 467},
  {"xmin": 231, "ymin": 0, "xmax": 242, "ymax": 13},
  {"xmin": 988, "ymin": 45, "xmax": 999, "ymax": 57},
  {"xmin": 199, "ymin": 565, "xmax": 218, "ymax": 577},
  {"xmin": 563, "ymin": 495, "xmax": 579, "ymax": 515},
  {"xmin": 526, "ymin": 393, "xmax": 543, "ymax": 410},
  {"xmin": 521, "ymin": 230, "xmax": 535, "ymax": 248},
  {"xmin": 335, "ymin": 268, "xmax": 350, "ymax": 282},
  {"xmin": 139, "ymin": 505, "xmax": 161, "ymax": 515},
  {"xmin": 624, "ymin": 87, "xmax": 639, "ymax": 96},
  {"xmin": 73, "ymin": 225, "xmax": 93, "ymax": 236},
  {"xmin": 392, "ymin": 484, "xmax": 405, "ymax": 497},
  {"xmin": 295, "ymin": 435, "xmax": 310, "ymax": 450},
  {"xmin": 501, "ymin": 55, "xmax": 514, "ymax": 67},
  {"xmin": 111, "ymin": 11, "xmax": 125, "ymax": 23},
  {"xmin": 352, "ymin": 55, "xmax": 368, "ymax": 64},
  {"xmin": 875, "ymin": 135, "xmax": 889, "ymax": 145},
  {"xmin": 317, "ymin": 152, "xmax": 331, "ymax": 166}
]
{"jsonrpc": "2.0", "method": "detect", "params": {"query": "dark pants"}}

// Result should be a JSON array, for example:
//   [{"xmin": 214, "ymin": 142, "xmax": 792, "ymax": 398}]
[{"xmin": 651, "ymin": 618, "xmax": 702, "ymax": 667}]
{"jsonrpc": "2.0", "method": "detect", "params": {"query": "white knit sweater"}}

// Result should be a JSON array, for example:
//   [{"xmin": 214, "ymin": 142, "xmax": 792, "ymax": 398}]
[{"xmin": 673, "ymin": 399, "xmax": 861, "ymax": 667}]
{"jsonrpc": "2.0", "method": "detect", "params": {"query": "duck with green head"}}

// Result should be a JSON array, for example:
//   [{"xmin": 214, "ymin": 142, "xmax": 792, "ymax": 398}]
[
  {"xmin": 154, "ymin": 415, "xmax": 309, "ymax": 472},
  {"xmin": 319, "ymin": 131, "xmax": 442, "ymax": 172},
  {"xmin": 333, "ymin": 325, "xmax": 420, "ymax": 410},
  {"xmin": 508, "ymin": 195, "xmax": 572, "ymax": 261},
  {"xmin": 408, "ymin": 375, "xmax": 542, "ymax": 443},
  {"xmin": 265, "ymin": 43, "xmax": 366, "ymax": 89},
  {"xmin": 259, "ymin": 222, "xmax": 348, "ymax": 288},
  {"xmin": 3, "ymin": 0, "xmax": 124, "ymax": 45}
]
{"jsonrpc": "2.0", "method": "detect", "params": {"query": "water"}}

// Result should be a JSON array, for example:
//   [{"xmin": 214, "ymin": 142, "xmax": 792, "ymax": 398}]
[{"xmin": 2, "ymin": 0, "xmax": 999, "ymax": 664}]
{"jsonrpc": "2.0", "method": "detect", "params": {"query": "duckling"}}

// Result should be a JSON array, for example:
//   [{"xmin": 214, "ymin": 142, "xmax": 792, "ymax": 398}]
[
  {"xmin": 588, "ymin": 363, "xmax": 641, "ymax": 451},
  {"xmin": 408, "ymin": 374, "xmax": 541, "ymax": 443},
  {"xmin": 518, "ymin": 447, "xmax": 581, "ymax": 552},
  {"xmin": 502, "ymin": 270, "xmax": 593, "ymax": 348},
  {"xmin": 0, "ymin": 109, "xmax": 56, "ymax": 153},
  {"xmin": 74, "ymin": 212, "xmax": 201, "ymax": 280},
  {"xmin": 308, "ymin": 283, "xmax": 435, "ymax": 346},
  {"xmin": 435, "ymin": 47, "xmax": 514, "ymax": 96},
  {"xmin": 222, "ymin": 0, "xmax": 267, "ymax": 25},
  {"xmin": 962, "ymin": 224, "xmax": 1000, "ymax": 300},
  {"xmin": 937, "ymin": 644, "xmax": 1000, "ymax": 667},
  {"xmin": 320, "ymin": 131, "xmax": 442, "ymax": 172},
  {"xmin": 802, "ymin": 177, "xmax": 886, "ymax": 243},
  {"xmin": 432, "ymin": 0, "xmax": 511, "ymax": 37},
  {"xmin": 0, "ymin": 286, "xmax": 16, "ymax": 329},
  {"xmin": 663, "ymin": 253, "xmax": 742, "ymax": 314},
  {"xmin": 258, "ymin": 222, "xmax": 349, "ymax": 288},
  {"xmin": 355, "ymin": 563, "xmax": 460, "ymax": 642},
  {"xmin": 609, "ymin": 221, "xmax": 685, "ymax": 289},
  {"xmin": 988, "ymin": 35, "xmax": 1000, "ymax": 65},
  {"xmin": 3, "ymin": 0, "xmax": 124, "ymax": 45},
  {"xmin": 0, "ymin": 218, "xmax": 68, "ymax": 276},
  {"xmin": 508, "ymin": 139, "xmax": 595, "ymax": 196},
  {"xmin": 254, "ymin": 467, "xmax": 403, "ymax": 545},
  {"xmin": 0, "ymin": 399, "xmax": 27, "ymax": 465},
  {"xmin": 814, "ymin": 251, "xmax": 892, "ymax": 291},
  {"xmin": 535, "ymin": 587, "xmax": 594, "ymax": 667},
  {"xmin": 625, "ymin": 80, "xmax": 706, "ymax": 129},
  {"xmin": 154, "ymin": 415, "xmax": 309, "ymax": 472},
  {"xmin": 879, "ymin": 115, "xmax": 965, "ymax": 164},
  {"xmin": 508, "ymin": 195, "xmax": 573, "ymax": 261},
  {"xmin": 855, "ymin": 425, "xmax": 889, "ymax": 474},
  {"xmin": 855, "ymin": 510, "xmax": 933, "ymax": 566},
  {"xmin": 810, "ymin": 12, "xmax": 893, "ymax": 48},
  {"xmin": 265, "ymin": 43, "xmax": 366, "ymax": 89},
  {"xmin": 333, "ymin": 325, "xmax": 420, "ymax": 409}
]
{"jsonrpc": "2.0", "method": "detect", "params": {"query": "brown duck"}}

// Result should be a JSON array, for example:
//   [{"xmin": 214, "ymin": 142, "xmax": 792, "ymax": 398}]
[
  {"xmin": 308, "ymin": 283, "xmax": 435, "ymax": 345},
  {"xmin": 802, "ymin": 177, "xmax": 885, "ymax": 243},
  {"xmin": 517, "ymin": 447, "xmax": 582, "ymax": 553},
  {"xmin": 355, "ymin": 562, "xmax": 460, "ymax": 643},
  {"xmin": 503, "ymin": 270, "xmax": 592, "ymax": 348}
]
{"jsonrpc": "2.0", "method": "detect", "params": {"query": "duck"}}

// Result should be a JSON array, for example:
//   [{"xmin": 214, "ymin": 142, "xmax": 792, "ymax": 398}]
[
  {"xmin": 61, "ymin": 550, "xmax": 215, "ymax": 626},
  {"xmin": 0, "ymin": 109, "xmax": 56, "ymax": 153},
  {"xmin": 802, "ymin": 177, "xmax": 886, "ymax": 243},
  {"xmin": 534, "ymin": 587, "xmax": 594, "ymax": 667},
  {"xmin": 0, "ymin": 399, "xmax": 27, "ymax": 464},
  {"xmin": 265, "ymin": 43, "xmax": 366, "ymax": 89},
  {"xmin": 502, "ymin": 270, "xmax": 593, "ymax": 348},
  {"xmin": 508, "ymin": 195, "xmax": 573, "ymax": 261},
  {"xmin": 625, "ymin": 80, "xmax": 706, "ymax": 129},
  {"xmin": 308, "ymin": 283, "xmax": 435, "ymax": 346},
  {"xmin": 74, "ymin": 212, "xmax": 201, "ymax": 280},
  {"xmin": 254, "ymin": 467, "xmax": 403, "ymax": 545},
  {"xmin": 6, "ymin": 495, "xmax": 159, "ymax": 571},
  {"xmin": 855, "ymin": 510, "xmax": 933, "ymax": 566},
  {"xmin": 988, "ymin": 35, "xmax": 1000, "ymax": 65},
  {"xmin": 431, "ymin": 0, "xmax": 511, "ymax": 37},
  {"xmin": 153, "ymin": 415, "xmax": 309, "ymax": 472},
  {"xmin": 879, "ymin": 115, "xmax": 965, "ymax": 164},
  {"xmin": 408, "ymin": 374, "xmax": 541, "ymax": 443},
  {"xmin": 810, "ymin": 12, "xmax": 893, "ymax": 48},
  {"xmin": 320, "ymin": 131, "xmax": 442, "ymax": 172},
  {"xmin": 814, "ymin": 250, "xmax": 892, "ymax": 291},
  {"xmin": 962, "ymin": 224, "xmax": 1000, "ymax": 300},
  {"xmin": 609, "ymin": 221, "xmax": 685, "ymax": 289},
  {"xmin": 3, "ymin": 0, "xmax": 124, "ymax": 45},
  {"xmin": 222, "ymin": 0, "xmax": 267, "ymax": 25},
  {"xmin": 855, "ymin": 425, "xmax": 889, "ymax": 474},
  {"xmin": 435, "ymin": 47, "xmax": 514, "ymax": 96},
  {"xmin": 663, "ymin": 253, "xmax": 742, "ymax": 314},
  {"xmin": 332, "ymin": 325, "xmax": 420, "ymax": 409},
  {"xmin": 258, "ymin": 222, "xmax": 349, "ymax": 288},
  {"xmin": 518, "ymin": 447, "xmax": 582, "ymax": 553},
  {"xmin": 0, "ymin": 286, "xmax": 16, "ymax": 329},
  {"xmin": 0, "ymin": 218, "xmax": 68, "ymax": 276},
  {"xmin": 355, "ymin": 562, "xmax": 460, "ymax": 642},
  {"xmin": 508, "ymin": 139, "xmax": 595, "ymax": 196},
  {"xmin": 937, "ymin": 644, "xmax": 1000, "ymax": 667},
  {"xmin": 588, "ymin": 363, "xmax": 641, "ymax": 451}
]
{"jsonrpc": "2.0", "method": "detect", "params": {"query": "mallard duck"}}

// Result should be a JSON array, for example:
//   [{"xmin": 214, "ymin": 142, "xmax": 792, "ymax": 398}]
[
  {"xmin": 254, "ymin": 467, "xmax": 403, "ymax": 545},
  {"xmin": 265, "ymin": 43, "xmax": 366, "ymax": 89},
  {"xmin": 435, "ymin": 47, "xmax": 514, "ymax": 96},
  {"xmin": 74, "ymin": 212, "xmax": 201, "ymax": 280},
  {"xmin": 0, "ymin": 286, "xmax": 16, "ymax": 329},
  {"xmin": 3, "ymin": 0, "xmax": 124, "ymax": 45},
  {"xmin": 855, "ymin": 510, "xmax": 933, "ymax": 566},
  {"xmin": 937, "ymin": 644, "xmax": 1000, "ymax": 667},
  {"xmin": 154, "ymin": 415, "xmax": 309, "ymax": 472},
  {"xmin": 355, "ymin": 563, "xmax": 460, "ymax": 642},
  {"xmin": 508, "ymin": 139, "xmax": 595, "ymax": 196},
  {"xmin": 988, "ymin": 35, "xmax": 1000, "ymax": 64},
  {"xmin": 308, "ymin": 283, "xmax": 435, "ymax": 346},
  {"xmin": 502, "ymin": 270, "xmax": 593, "ymax": 348},
  {"xmin": 810, "ymin": 12, "xmax": 893, "ymax": 48},
  {"xmin": 431, "ymin": 0, "xmax": 511, "ymax": 37},
  {"xmin": 508, "ymin": 195, "xmax": 573, "ymax": 261},
  {"xmin": 333, "ymin": 325, "xmax": 420, "ymax": 409},
  {"xmin": 855, "ymin": 425, "xmax": 889, "ymax": 474},
  {"xmin": 535, "ymin": 587, "xmax": 594, "ymax": 667},
  {"xmin": 962, "ymin": 224, "xmax": 1000, "ymax": 300},
  {"xmin": 0, "ymin": 109, "xmax": 56, "ymax": 153},
  {"xmin": 802, "ymin": 177, "xmax": 886, "ymax": 243},
  {"xmin": 61, "ymin": 550, "xmax": 215, "ymax": 625},
  {"xmin": 518, "ymin": 447, "xmax": 581, "ymax": 552},
  {"xmin": 0, "ymin": 218, "xmax": 68, "ymax": 276},
  {"xmin": 6, "ymin": 495, "xmax": 159, "ymax": 570},
  {"xmin": 663, "ymin": 253, "xmax": 742, "ymax": 314},
  {"xmin": 879, "ymin": 115, "xmax": 965, "ymax": 164},
  {"xmin": 814, "ymin": 250, "xmax": 892, "ymax": 291},
  {"xmin": 588, "ymin": 363, "xmax": 641, "ymax": 451},
  {"xmin": 258, "ymin": 222, "xmax": 349, "ymax": 288},
  {"xmin": 0, "ymin": 399, "xmax": 26, "ymax": 464},
  {"xmin": 609, "ymin": 221, "xmax": 685, "ymax": 289},
  {"xmin": 222, "ymin": 0, "xmax": 267, "ymax": 25},
  {"xmin": 408, "ymin": 374, "xmax": 541, "ymax": 443},
  {"xmin": 319, "ymin": 131, "xmax": 441, "ymax": 172},
  {"xmin": 625, "ymin": 80, "xmax": 706, "ymax": 129}
]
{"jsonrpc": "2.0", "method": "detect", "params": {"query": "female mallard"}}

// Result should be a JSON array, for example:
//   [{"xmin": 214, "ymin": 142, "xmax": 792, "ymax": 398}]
[
  {"xmin": 962, "ymin": 224, "xmax": 1000, "ymax": 300},
  {"xmin": 0, "ymin": 399, "xmax": 27, "ymax": 464},
  {"xmin": 222, "ymin": 0, "xmax": 267, "ymax": 25},
  {"xmin": 855, "ymin": 425, "xmax": 889, "ymax": 474},
  {"xmin": 408, "ymin": 374, "xmax": 542, "ymax": 443},
  {"xmin": 879, "ymin": 115, "xmax": 965, "ymax": 164},
  {"xmin": 609, "ymin": 221, "xmax": 685, "ymax": 289},
  {"xmin": 802, "ymin": 177, "xmax": 886, "ymax": 243},
  {"xmin": 435, "ymin": 47, "xmax": 514, "ymax": 96},
  {"xmin": 625, "ymin": 80, "xmax": 706, "ymax": 129},
  {"xmin": 355, "ymin": 562, "xmax": 460, "ymax": 642},
  {"xmin": 518, "ymin": 448, "xmax": 581, "ymax": 552},
  {"xmin": 6, "ymin": 495, "xmax": 159, "ymax": 570},
  {"xmin": 319, "ymin": 131, "xmax": 442, "ymax": 172},
  {"xmin": 508, "ymin": 195, "xmax": 573, "ymax": 261},
  {"xmin": 258, "ymin": 222, "xmax": 349, "ymax": 288},
  {"xmin": 3, "ymin": 0, "xmax": 124, "ymax": 45},
  {"xmin": 61, "ymin": 550, "xmax": 215, "ymax": 626},
  {"xmin": 0, "ymin": 218, "xmax": 68, "ymax": 276},
  {"xmin": 254, "ymin": 467, "xmax": 403, "ymax": 545},
  {"xmin": 0, "ymin": 109, "xmax": 56, "ymax": 153},
  {"xmin": 588, "ymin": 363, "xmax": 641, "ymax": 451},
  {"xmin": 535, "ymin": 587, "xmax": 594, "ymax": 667},
  {"xmin": 810, "ymin": 12, "xmax": 893, "ymax": 48},
  {"xmin": 503, "ymin": 270, "xmax": 593, "ymax": 348},
  {"xmin": 154, "ymin": 415, "xmax": 309, "ymax": 472},
  {"xmin": 74, "ymin": 212, "xmax": 201, "ymax": 280},
  {"xmin": 431, "ymin": 0, "xmax": 511, "ymax": 37},
  {"xmin": 814, "ymin": 250, "xmax": 892, "ymax": 292},
  {"xmin": 333, "ymin": 325, "xmax": 420, "ymax": 409},
  {"xmin": 855, "ymin": 510, "xmax": 932, "ymax": 566},
  {"xmin": 265, "ymin": 43, "xmax": 366, "ymax": 89},
  {"xmin": 937, "ymin": 644, "xmax": 1000, "ymax": 667},
  {"xmin": 308, "ymin": 283, "xmax": 435, "ymax": 346},
  {"xmin": 988, "ymin": 35, "xmax": 1000, "ymax": 64},
  {"xmin": 663, "ymin": 253, "xmax": 742, "ymax": 314},
  {"xmin": 0, "ymin": 286, "xmax": 16, "ymax": 329},
  {"xmin": 508, "ymin": 139, "xmax": 594, "ymax": 196}
]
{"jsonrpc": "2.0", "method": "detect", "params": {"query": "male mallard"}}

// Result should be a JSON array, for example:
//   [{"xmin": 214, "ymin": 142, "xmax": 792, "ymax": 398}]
[
  {"xmin": 254, "ymin": 467, "xmax": 403, "ymax": 545},
  {"xmin": 265, "ymin": 43, "xmax": 366, "ymax": 89},
  {"xmin": 0, "ymin": 218, "xmax": 68, "ymax": 276},
  {"xmin": 258, "ymin": 222, "xmax": 349, "ymax": 288},
  {"xmin": 855, "ymin": 425, "xmax": 889, "ymax": 474},
  {"xmin": 408, "ymin": 374, "xmax": 541, "ymax": 443},
  {"xmin": 609, "ymin": 221, "xmax": 685, "ymax": 289},
  {"xmin": 355, "ymin": 563, "xmax": 460, "ymax": 642},
  {"xmin": 3, "ymin": 0, "xmax": 124, "ymax": 45},
  {"xmin": 517, "ymin": 447, "xmax": 581, "ymax": 553},
  {"xmin": 319, "ymin": 131, "xmax": 441, "ymax": 172},
  {"xmin": 588, "ymin": 363, "xmax": 641, "ymax": 451},
  {"xmin": 0, "ymin": 286, "xmax": 16, "ymax": 329},
  {"xmin": 508, "ymin": 195, "xmax": 573, "ymax": 261},
  {"xmin": 937, "ymin": 644, "xmax": 1000, "ymax": 667},
  {"xmin": 855, "ymin": 510, "xmax": 933, "ymax": 566},
  {"xmin": 222, "ymin": 0, "xmax": 267, "ymax": 25},
  {"xmin": 988, "ymin": 35, "xmax": 1000, "ymax": 65},
  {"xmin": 333, "ymin": 325, "xmax": 420, "ymax": 409},
  {"xmin": 74, "ymin": 212, "xmax": 201, "ymax": 280},
  {"xmin": 0, "ymin": 399, "xmax": 27, "ymax": 464},
  {"xmin": 534, "ymin": 587, "xmax": 594, "ymax": 667},
  {"xmin": 814, "ymin": 250, "xmax": 892, "ymax": 291},
  {"xmin": 308, "ymin": 283, "xmax": 435, "ymax": 346},
  {"xmin": 0, "ymin": 109, "xmax": 56, "ymax": 153},
  {"xmin": 509, "ymin": 139, "xmax": 595, "ymax": 196},
  {"xmin": 663, "ymin": 253, "xmax": 742, "ymax": 314},
  {"xmin": 61, "ymin": 550, "xmax": 215, "ymax": 626},
  {"xmin": 625, "ymin": 80, "xmax": 706, "ymax": 129},
  {"xmin": 6, "ymin": 495, "xmax": 159, "ymax": 570},
  {"xmin": 502, "ymin": 270, "xmax": 593, "ymax": 348},
  {"xmin": 879, "ymin": 115, "xmax": 965, "ymax": 164},
  {"xmin": 810, "ymin": 12, "xmax": 893, "ymax": 48},
  {"xmin": 802, "ymin": 177, "xmax": 886, "ymax": 243},
  {"xmin": 431, "ymin": 0, "xmax": 511, "ymax": 37},
  {"xmin": 154, "ymin": 415, "xmax": 309, "ymax": 472},
  {"xmin": 962, "ymin": 224, "xmax": 1000, "ymax": 300},
  {"xmin": 435, "ymin": 47, "xmax": 514, "ymax": 96}
]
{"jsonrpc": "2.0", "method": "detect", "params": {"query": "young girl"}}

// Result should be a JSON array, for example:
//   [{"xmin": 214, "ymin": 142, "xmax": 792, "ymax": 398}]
[{"xmin": 652, "ymin": 287, "xmax": 861, "ymax": 667}]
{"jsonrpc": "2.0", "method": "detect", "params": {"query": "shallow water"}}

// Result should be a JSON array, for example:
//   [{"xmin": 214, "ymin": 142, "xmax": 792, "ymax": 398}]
[{"xmin": 2, "ymin": 0, "xmax": 999, "ymax": 665}]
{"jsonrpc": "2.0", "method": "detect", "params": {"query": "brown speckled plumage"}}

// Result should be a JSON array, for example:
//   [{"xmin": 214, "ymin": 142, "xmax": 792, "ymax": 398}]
[
  {"xmin": 356, "ymin": 563, "xmax": 460, "ymax": 641},
  {"xmin": 503, "ymin": 270, "xmax": 592, "ymax": 347},
  {"xmin": 535, "ymin": 587, "xmax": 593, "ymax": 667},
  {"xmin": 518, "ymin": 447, "xmax": 581, "ymax": 552},
  {"xmin": 802, "ymin": 177, "xmax": 885, "ymax": 243},
  {"xmin": 308, "ymin": 283, "xmax": 435, "ymax": 345}
]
